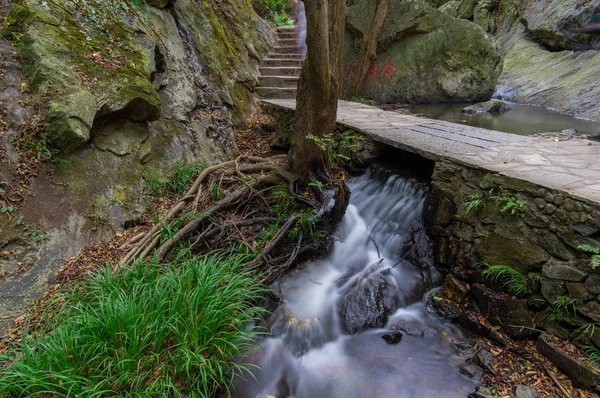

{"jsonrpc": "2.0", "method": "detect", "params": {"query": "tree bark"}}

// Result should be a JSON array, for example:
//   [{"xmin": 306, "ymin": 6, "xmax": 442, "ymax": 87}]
[
  {"xmin": 344, "ymin": 0, "xmax": 391, "ymax": 99},
  {"xmin": 287, "ymin": 0, "xmax": 345, "ymax": 179}
]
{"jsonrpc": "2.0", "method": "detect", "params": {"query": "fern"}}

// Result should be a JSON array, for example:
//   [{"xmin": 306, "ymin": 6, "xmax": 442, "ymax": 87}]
[
  {"xmin": 482, "ymin": 263, "xmax": 533, "ymax": 296},
  {"xmin": 578, "ymin": 244, "xmax": 600, "ymax": 270},
  {"xmin": 578, "ymin": 244, "xmax": 600, "ymax": 254}
]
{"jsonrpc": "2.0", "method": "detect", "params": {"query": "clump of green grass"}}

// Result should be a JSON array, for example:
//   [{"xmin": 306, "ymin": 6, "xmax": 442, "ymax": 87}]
[
  {"xmin": 456, "ymin": 190, "xmax": 494, "ymax": 220},
  {"xmin": 549, "ymin": 295, "xmax": 583, "ymax": 321},
  {"xmin": 0, "ymin": 254, "xmax": 266, "ymax": 397},
  {"xmin": 584, "ymin": 345, "xmax": 600, "ymax": 367},
  {"xmin": 148, "ymin": 160, "xmax": 208, "ymax": 197},
  {"xmin": 351, "ymin": 96, "xmax": 376, "ymax": 106}
]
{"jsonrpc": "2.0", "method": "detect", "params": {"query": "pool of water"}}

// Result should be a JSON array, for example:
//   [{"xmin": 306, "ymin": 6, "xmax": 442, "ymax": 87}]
[{"xmin": 403, "ymin": 102, "xmax": 600, "ymax": 136}]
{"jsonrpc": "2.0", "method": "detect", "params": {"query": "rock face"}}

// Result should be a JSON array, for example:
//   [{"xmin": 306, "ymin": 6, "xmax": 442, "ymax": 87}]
[
  {"xmin": 498, "ymin": 26, "xmax": 600, "ymax": 121},
  {"xmin": 522, "ymin": 0, "xmax": 600, "ymax": 52},
  {"xmin": 462, "ymin": 100, "xmax": 511, "ymax": 114},
  {"xmin": 7, "ymin": 0, "xmax": 274, "ymax": 153},
  {"xmin": 438, "ymin": 0, "xmax": 600, "ymax": 121},
  {"xmin": 0, "ymin": 0, "xmax": 275, "ymax": 335},
  {"xmin": 344, "ymin": 0, "xmax": 502, "ymax": 103}
]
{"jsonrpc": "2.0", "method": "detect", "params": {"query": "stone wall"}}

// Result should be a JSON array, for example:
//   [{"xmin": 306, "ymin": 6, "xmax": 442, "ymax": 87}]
[{"xmin": 426, "ymin": 159, "xmax": 600, "ymax": 345}]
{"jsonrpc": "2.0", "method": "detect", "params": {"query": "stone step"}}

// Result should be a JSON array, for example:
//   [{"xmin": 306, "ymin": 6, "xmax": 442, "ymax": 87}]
[
  {"xmin": 256, "ymin": 87, "xmax": 297, "ymax": 99},
  {"xmin": 272, "ymin": 46, "xmax": 298, "ymax": 54},
  {"xmin": 278, "ymin": 32, "xmax": 296, "ymax": 40},
  {"xmin": 258, "ymin": 75, "xmax": 299, "ymax": 88},
  {"xmin": 277, "ymin": 25, "xmax": 296, "ymax": 32},
  {"xmin": 259, "ymin": 66, "xmax": 302, "ymax": 76},
  {"xmin": 277, "ymin": 38, "xmax": 296, "ymax": 46},
  {"xmin": 262, "ymin": 58, "xmax": 304, "ymax": 67},
  {"xmin": 268, "ymin": 53, "xmax": 304, "ymax": 59}
]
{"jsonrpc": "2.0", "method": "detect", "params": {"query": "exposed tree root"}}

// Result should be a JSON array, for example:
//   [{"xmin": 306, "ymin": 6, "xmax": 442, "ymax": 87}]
[{"xmin": 118, "ymin": 155, "xmax": 337, "ymax": 280}]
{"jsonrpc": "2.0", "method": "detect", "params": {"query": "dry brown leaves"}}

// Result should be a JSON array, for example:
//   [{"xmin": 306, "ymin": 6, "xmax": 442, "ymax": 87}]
[
  {"xmin": 470, "ymin": 315, "xmax": 596, "ymax": 397},
  {"xmin": 73, "ymin": 64, "xmax": 98, "ymax": 86},
  {"xmin": 236, "ymin": 107, "xmax": 278, "ymax": 157},
  {"xmin": 84, "ymin": 51, "xmax": 126, "ymax": 69}
]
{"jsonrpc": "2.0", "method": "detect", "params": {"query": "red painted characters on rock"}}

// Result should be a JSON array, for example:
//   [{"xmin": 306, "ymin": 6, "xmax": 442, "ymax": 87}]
[{"xmin": 345, "ymin": 59, "xmax": 398, "ymax": 82}]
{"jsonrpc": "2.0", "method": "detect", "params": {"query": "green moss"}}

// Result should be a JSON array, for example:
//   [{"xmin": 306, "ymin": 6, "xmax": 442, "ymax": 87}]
[
  {"xmin": 1, "ymin": 3, "xmax": 31, "ymax": 37},
  {"xmin": 231, "ymin": 82, "xmax": 254, "ymax": 128},
  {"xmin": 113, "ymin": 184, "xmax": 135, "ymax": 208}
]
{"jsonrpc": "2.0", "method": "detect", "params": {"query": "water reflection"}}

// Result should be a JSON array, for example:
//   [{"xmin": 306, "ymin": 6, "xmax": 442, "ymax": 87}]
[{"xmin": 404, "ymin": 102, "xmax": 600, "ymax": 136}]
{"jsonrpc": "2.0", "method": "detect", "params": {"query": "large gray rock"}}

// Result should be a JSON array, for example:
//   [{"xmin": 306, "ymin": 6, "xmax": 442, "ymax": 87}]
[
  {"xmin": 540, "ymin": 278, "xmax": 566, "ymax": 303},
  {"xmin": 148, "ymin": 9, "xmax": 197, "ymax": 122},
  {"xmin": 462, "ymin": 100, "xmax": 511, "ymax": 114},
  {"xmin": 542, "ymin": 261, "xmax": 588, "ymax": 282},
  {"xmin": 580, "ymin": 301, "xmax": 600, "ymax": 323},
  {"xmin": 344, "ymin": 0, "xmax": 502, "ymax": 103},
  {"xmin": 522, "ymin": 0, "xmax": 600, "ymax": 51},
  {"xmin": 477, "ymin": 233, "xmax": 548, "ymax": 274},
  {"xmin": 515, "ymin": 385, "xmax": 537, "ymax": 398}
]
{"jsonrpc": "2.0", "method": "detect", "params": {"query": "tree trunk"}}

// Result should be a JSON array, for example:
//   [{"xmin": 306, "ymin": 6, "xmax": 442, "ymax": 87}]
[
  {"xmin": 287, "ymin": 0, "xmax": 345, "ymax": 179},
  {"xmin": 344, "ymin": 0, "xmax": 391, "ymax": 99}
]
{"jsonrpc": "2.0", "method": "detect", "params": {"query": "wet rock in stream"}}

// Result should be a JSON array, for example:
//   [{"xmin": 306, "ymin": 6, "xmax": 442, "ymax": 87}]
[
  {"xmin": 339, "ymin": 277, "xmax": 390, "ymax": 334},
  {"xmin": 381, "ymin": 331, "xmax": 403, "ymax": 344}
]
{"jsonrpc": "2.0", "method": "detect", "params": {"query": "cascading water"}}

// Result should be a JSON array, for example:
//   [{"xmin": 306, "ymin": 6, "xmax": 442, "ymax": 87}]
[{"xmin": 233, "ymin": 167, "xmax": 478, "ymax": 397}]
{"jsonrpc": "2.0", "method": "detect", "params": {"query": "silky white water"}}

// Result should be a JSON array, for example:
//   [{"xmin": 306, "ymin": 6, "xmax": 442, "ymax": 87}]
[{"xmin": 233, "ymin": 168, "xmax": 477, "ymax": 397}]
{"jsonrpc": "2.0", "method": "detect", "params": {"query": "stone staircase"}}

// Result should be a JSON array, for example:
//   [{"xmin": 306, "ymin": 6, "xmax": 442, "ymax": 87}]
[{"xmin": 256, "ymin": 26, "xmax": 304, "ymax": 99}]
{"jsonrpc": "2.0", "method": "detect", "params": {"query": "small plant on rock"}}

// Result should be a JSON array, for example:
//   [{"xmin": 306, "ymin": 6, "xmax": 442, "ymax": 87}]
[
  {"xmin": 351, "ymin": 96, "xmax": 376, "ymax": 106},
  {"xmin": 480, "ymin": 262, "xmax": 536, "ymax": 296},
  {"xmin": 549, "ymin": 296, "xmax": 583, "ymax": 321},
  {"xmin": 577, "ymin": 244, "xmax": 600, "ymax": 270},
  {"xmin": 456, "ymin": 189, "xmax": 494, "ymax": 220},
  {"xmin": 493, "ymin": 195, "xmax": 525, "ymax": 216},
  {"xmin": 577, "ymin": 322, "xmax": 600, "ymax": 337},
  {"xmin": 584, "ymin": 345, "xmax": 600, "ymax": 366}
]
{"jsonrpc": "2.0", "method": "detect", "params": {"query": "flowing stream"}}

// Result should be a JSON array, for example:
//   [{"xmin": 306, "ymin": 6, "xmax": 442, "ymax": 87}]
[{"xmin": 233, "ymin": 167, "xmax": 477, "ymax": 397}]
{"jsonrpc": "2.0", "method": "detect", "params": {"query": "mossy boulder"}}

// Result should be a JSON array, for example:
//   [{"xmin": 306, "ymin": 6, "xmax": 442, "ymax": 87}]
[
  {"xmin": 0, "ymin": 3, "xmax": 31, "ymax": 37},
  {"xmin": 45, "ymin": 88, "xmax": 97, "ymax": 152},
  {"xmin": 477, "ymin": 233, "xmax": 548, "ymax": 274},
  {"xmin": 344, "ymin": 0, "xmax": 502, "ymax": 103},
  {"xmin": 438, "ymin": 0, "xmax": 478, "ymax": 19},
  {"xmin": 13, "ymin": 0, "xmax": 160, "ymax": 152}
]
